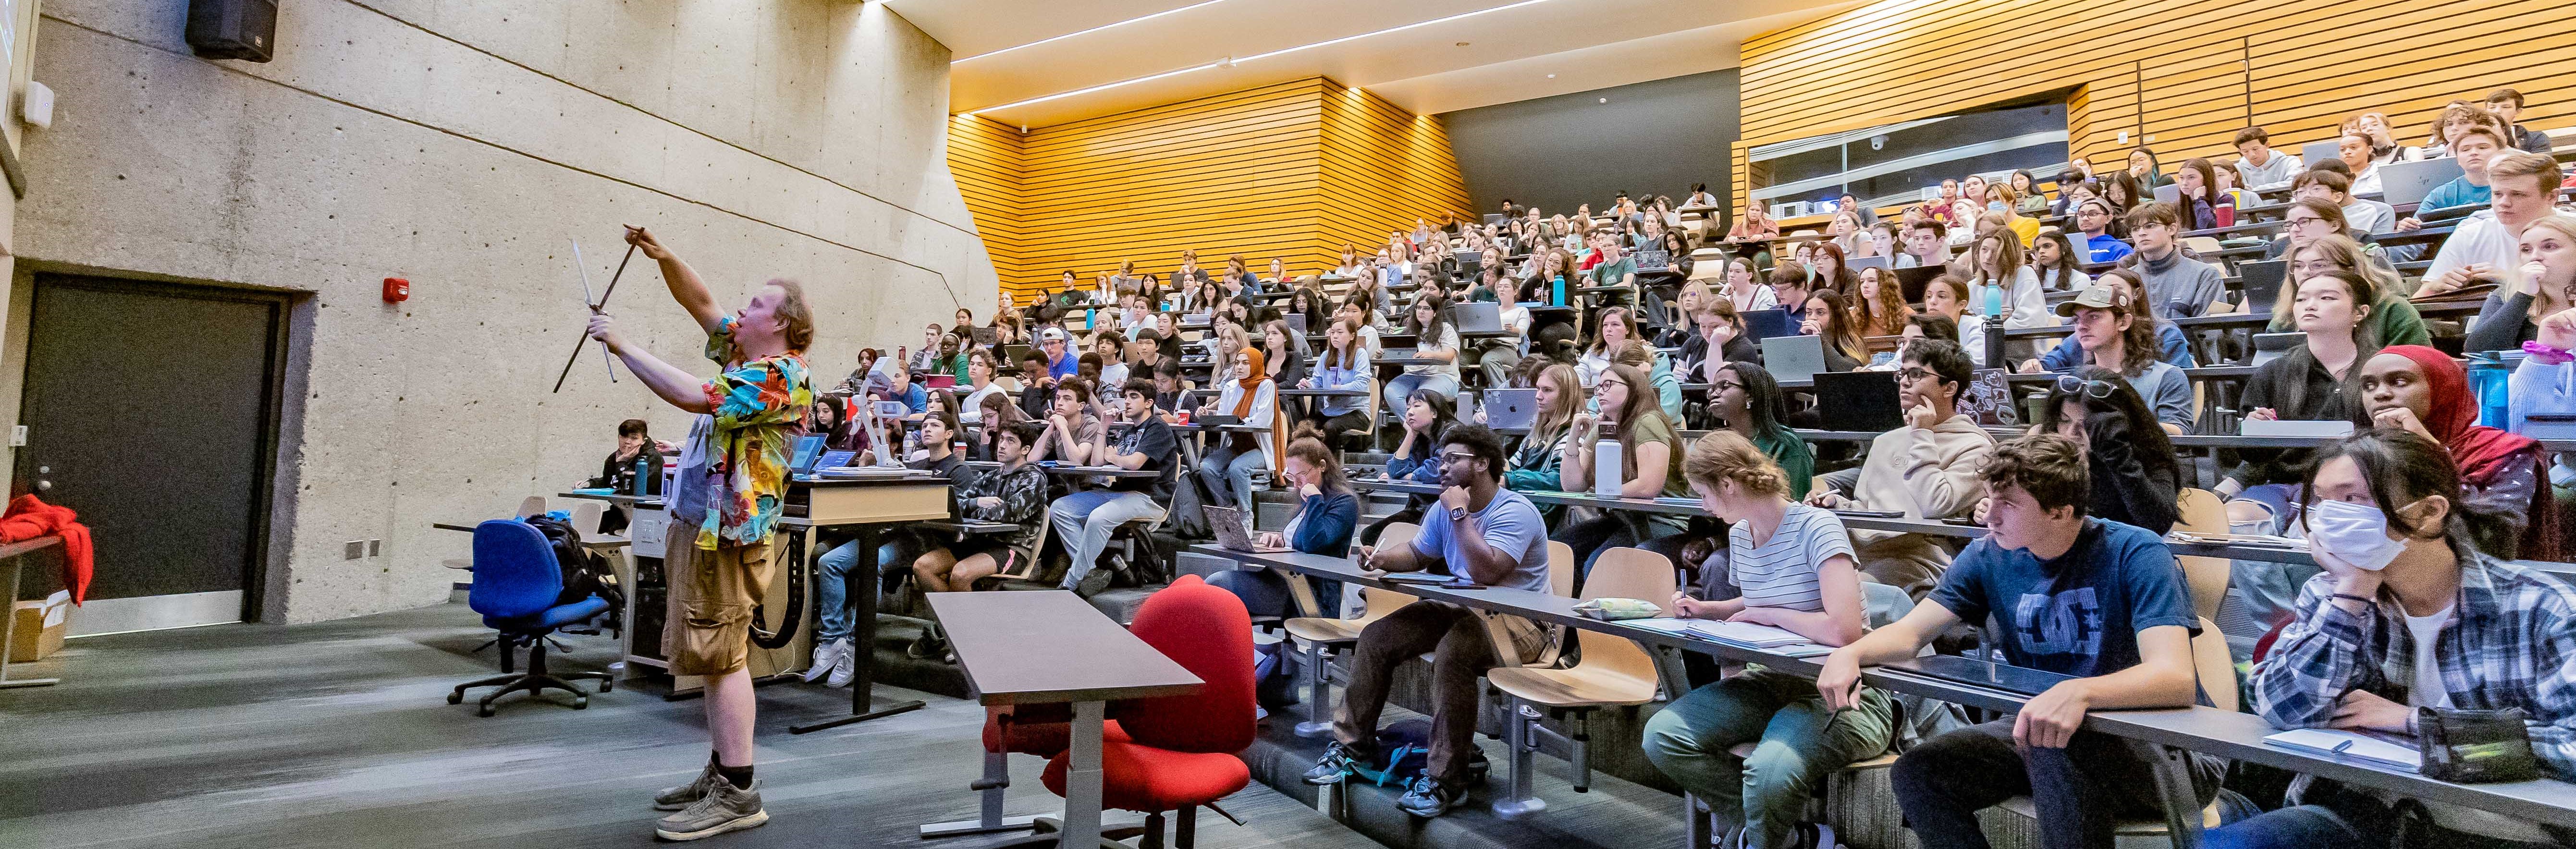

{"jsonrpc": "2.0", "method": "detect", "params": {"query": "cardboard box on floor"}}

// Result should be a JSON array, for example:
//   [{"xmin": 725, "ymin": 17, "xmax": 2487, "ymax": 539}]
[{"xmin": 10, "ymin": 590, "xmax": 69, "ymax": 662}]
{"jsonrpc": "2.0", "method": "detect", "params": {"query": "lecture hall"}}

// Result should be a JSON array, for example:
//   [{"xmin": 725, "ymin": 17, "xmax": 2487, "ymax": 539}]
[{"xmin": 4, "ymin": 1, "xmax": 2576, "ymax": 849}]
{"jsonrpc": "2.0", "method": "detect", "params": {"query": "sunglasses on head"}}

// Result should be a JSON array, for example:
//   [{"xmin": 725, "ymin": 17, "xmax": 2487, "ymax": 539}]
[{"xmin": 2055, "ymin": 374, "xmax": 2118, "ymax": 399}]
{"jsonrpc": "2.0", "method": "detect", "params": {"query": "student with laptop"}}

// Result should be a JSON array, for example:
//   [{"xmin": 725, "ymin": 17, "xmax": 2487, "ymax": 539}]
[
  {"xmin": 1818, "ymin": 435, "xmax": 2220, "ymax": 849},
  {"xmin": 1468, "ymin": 285, "xmax": 1531, "ymax": 388},
  {"xmin": 2071, "ymin": 199, "xmax": 2134, "ymax": 264},
  {"xmin": 2208, "ymin": 430, "xmax": 2576, "ymax": 849},
  {"xmin": 1195, "ymin": 348, "xmax": 1276, "ymax": 521},
  {"xmin": 2421, "ymin": 152, "xmax": 2566, "ymax": 307},
  {"xmin": 1643, "ymin": 431, "xmax": 1885, "ymax": 849},
  {"xmin": 1894, "ymin": 219, "xmax": 1955, "ymax": 270},
  {"xmin": 1306, "ymin": 424, "xmax": 1551, "ymax": 818},
  {"xmin": 1686, "ymin": 301, "xmax": 1761, "ymax": 382},
  {"xmin": 2234, "ymin": 127, "xmax": 2305, "ymax": 190},
  {"xmin": 1383, "ymin": 293, "xmax": 1464, "ymax": 414},
  {"xmin": 2400, "ymin": 124, "xmax": 2504, "ymax": 229},
  {"xmin": 1798, "ymin": 291, "xmax": 1868, "ymax": 374},
  {"xmin": 1301, "ymin": 317, "xmax": 1375, "ymax": 445},
  {"xmin": 2117, "ymin": 202, "xmax": 2230, "ymax": 319},
  {"xmin": 1206, "ymin": 434, "xmax": 1358, "ymax": 619},
  {"xmin": 1803, "ymin": 340, "xmax": 1994, "ymax": 597},
  {"xmin": 1500, "ymin": 363, "xmax": 1582, "ymax": 502}
]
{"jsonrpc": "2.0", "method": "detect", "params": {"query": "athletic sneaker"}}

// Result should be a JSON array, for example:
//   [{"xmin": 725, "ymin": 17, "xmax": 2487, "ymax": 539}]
[
  {"xmin": 1395, "ymin": 774, "xmax": 1469, "ymax": 818},
  {"xmin": 1302, "ymin": 740, "xmax": 1368, "ymax": 785},
  {"xmin": 651, "ymin": 761, "xmax": 721, "ymax": 812},
  {"xmin": 802, "ymin": 637, "xmax": 848, "ymax": 684},
  {"xmin": 1071, "ymin": 562, "xmax": 1115, "ymax": 598},
  {"xmin": 654, "ymin": 776, "xmax": 768, "ymax": 841},
  {"xmin": 827, "ymin": 638, "xmax": 856, "ymax": 688}
]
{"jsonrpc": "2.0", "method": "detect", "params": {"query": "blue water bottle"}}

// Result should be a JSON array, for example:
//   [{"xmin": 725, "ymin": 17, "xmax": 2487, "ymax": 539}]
[
  {"xmin": 1983, "ymin": 282, "xmax": 2003, "ymax": 319},
  {"xmin": 1552, "ymin": 275, "xmax": 1568, "ymax": 307},
  {"xmin": 2468, "ymin": 354, "xmax": 2514, "ymax": 429},
  {"xmin": 632, "ymin": 456, "xmax": 650, "ymax": 496}
]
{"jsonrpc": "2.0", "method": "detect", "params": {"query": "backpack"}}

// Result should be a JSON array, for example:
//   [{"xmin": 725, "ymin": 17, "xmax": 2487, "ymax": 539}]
[
  {"xmin": 522, "ymin": 513, "xmax": 612, "ymax": 610},
  {"xmin": 1343, "ymin": 719, "xmax": 1491, "ymax": 787}
]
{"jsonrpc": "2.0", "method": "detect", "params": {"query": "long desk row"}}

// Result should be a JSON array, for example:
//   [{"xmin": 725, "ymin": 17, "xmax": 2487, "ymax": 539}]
[{"xmin": 1191, "ymin": 544, "xmax": 2576, "ymax": 845}]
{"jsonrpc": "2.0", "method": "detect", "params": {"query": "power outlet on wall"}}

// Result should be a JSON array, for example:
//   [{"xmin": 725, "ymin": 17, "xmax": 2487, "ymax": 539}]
[
  {"xmin": 344, "ymin": 541, "xmax": 366, "ymax": 559},
  {"xmin": 368, "ymin": 539, "xmax": 382, "ymax": 557}
]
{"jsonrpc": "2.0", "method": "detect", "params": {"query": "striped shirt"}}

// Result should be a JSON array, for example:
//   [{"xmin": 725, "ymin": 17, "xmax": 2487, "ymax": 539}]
[{"xmin": 1726, "ymin": 504, "xmax": 1854, "ymax": 613}]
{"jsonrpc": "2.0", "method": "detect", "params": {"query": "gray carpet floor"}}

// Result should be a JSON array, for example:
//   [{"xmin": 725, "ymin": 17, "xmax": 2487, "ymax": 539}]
[{"xmin": 0, "ymin": 603, "xmax": 1381, "ymax": 849}]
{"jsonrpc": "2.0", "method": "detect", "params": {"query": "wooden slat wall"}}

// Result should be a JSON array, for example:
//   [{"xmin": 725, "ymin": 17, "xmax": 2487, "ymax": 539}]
[
  {"xmin": 1734, "ymin": 0, "xmax": 2576, "ymax": 203},
  {"xmin": 945, "ymin": 77, "xmax": 1474, "ymax": 303}
]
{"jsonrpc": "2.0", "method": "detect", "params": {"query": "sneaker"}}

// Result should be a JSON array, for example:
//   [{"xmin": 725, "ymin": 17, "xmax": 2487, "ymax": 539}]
[
  {"xmin": 651, "ymin": 761, "xmax": 721, "ymax": 812},
  {"xmin": 1071, "ymin": 563, "xmax": 1115, "ymax": 598},
  {"xmin": 1395, "ymin": 774, "xmax": 1469, "ymax": 818},
  {"xmin": 1302, "ymin": 741, "xmax": 1369, "ymax": 785},
  {"xmin": 654, "ymin": 776, "xmax": 768, "ymax": 841},
  {"xmin": 826, "ymin": 638, "xmax": 855, "ymax": 688},
  {"xmin": 802, "ymin": 637, "xmax": 847, "ymax": 684}
]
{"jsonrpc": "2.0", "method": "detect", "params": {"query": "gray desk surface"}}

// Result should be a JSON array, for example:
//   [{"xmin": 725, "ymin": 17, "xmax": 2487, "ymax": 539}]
[
  {"xmin": 928, "ymin": 591, "xmax": 1202, "ymax": 706},
  {"xmin": 1037, "ymin": 463, "xmax": 1163, "ymax": 478},
  {"xmin": 1204, "ymin": 546, "xmax": 2576, "ymax": 827}
]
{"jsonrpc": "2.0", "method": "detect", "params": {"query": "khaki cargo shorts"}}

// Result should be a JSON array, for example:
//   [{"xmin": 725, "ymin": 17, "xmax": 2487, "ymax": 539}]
[{"xmin": 662, "ymin": 540, "xmax": 774, "ymax": 677}]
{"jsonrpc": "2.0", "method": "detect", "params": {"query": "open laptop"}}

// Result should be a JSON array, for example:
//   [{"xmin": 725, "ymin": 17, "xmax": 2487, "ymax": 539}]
[
  {"xmin": 1892, "ymin": 655, "xmax": 2076, "ymax": 697},
  {"xmin": 971, "ymin": 327, "xmax": 999, "ymax": 346},
  {"xmin": 1204, "ymin": 506, "xmax": 1288, "ymax": 553},
  {"xmin": 1760, "ymin": 334, "xmax": 1829, "ymax": 383},
  {"xmin": 1285, "ymin": 312, "xmax": 1307, "ymax": 338},
  {"xmin": 2238, "ymin": 259, "xmax": 2288, "ymax": 316},
  {"xmin": 1483, "ymin": 213, "xmax": 1506, "ymax": 226},
  {"xmin": 1848, "ymin": 255, "xmax": 1891, "ymax": 273},
  {"xmin": 2252, "ymin": 332, "xmax": 2306, "ymax": 367},
  {"xmin": 2378, "ymin": 157, "xmax": 2466, "ymax": 207},
  {"xmin": 1742, "ymin": 308, "xmax": 1800, "ymax": 340},
  {"xmin": 787, "ymin": 434, "xmax": 829, "ymax": 478},
  {"xmin": 2302, "ymin": 141, "xmax": 2341, "ymax": 170},
  {"xmin": 1448, "ymin": 301, "xmax": 1504, "ymax": 334},
  {"xmin": 1484, "ymin": 388, "xmax": 1538, "ymax": 431},
  {"xmin": 1632, "ymin": 249, "xmax": 1672, "ymax": 271},
  {"xmin": 1893, "ymin": 266, "xmax": 1943, "ymax": 306},
  {"xmin": 2152, "ymin": 183, "xmax": 2181, "ymax": 206},
  {"xmin": 1813, "ymin": 370, "xmax": 1905, "ymax": 431}
]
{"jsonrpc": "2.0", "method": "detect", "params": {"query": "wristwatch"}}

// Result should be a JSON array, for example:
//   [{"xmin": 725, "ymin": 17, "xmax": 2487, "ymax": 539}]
[{"xmin": 1448, "ymin": 506, "xmax": 1468, "ymax": 522}]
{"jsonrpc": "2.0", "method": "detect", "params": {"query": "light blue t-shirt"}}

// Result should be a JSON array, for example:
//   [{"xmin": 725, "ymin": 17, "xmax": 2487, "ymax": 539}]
[
  {"xmin": 2420, "ymin": 176, "xmax": 2491, "ymax": 212},
  {"xmin": 1410, "ymin": 488, "xmax": 1550, "ymax": 593}
]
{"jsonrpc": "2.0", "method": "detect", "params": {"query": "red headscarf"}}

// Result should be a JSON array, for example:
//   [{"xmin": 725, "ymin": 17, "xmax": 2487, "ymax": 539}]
[
  {"xmin": 2381, "ymin": 345, "xmax": 2557, "ymax": 560},
  {"xmin": 2382, "ymin": 346, "xmax": 2536, "ymax": 487}
]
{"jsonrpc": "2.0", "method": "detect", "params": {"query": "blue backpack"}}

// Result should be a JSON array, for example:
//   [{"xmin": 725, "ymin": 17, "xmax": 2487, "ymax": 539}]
[{"xmin": 1343, "ymin": 719, "xmax": 1491, "ymax": 786}]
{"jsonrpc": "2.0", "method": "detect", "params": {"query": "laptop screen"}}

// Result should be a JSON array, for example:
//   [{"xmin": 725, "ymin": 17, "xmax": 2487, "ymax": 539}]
[{"xmin": 788, "ymin": 434, "xmax": 828, "ymax": 475}]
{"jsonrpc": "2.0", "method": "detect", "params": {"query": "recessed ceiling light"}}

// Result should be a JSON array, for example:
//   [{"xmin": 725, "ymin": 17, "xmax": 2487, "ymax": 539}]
[
  {"xmin": 1599, "ymin": 97, "xmax": 1607, "ymax": 103},
  {"xmin": 1546, "ymin": 73, "xmax": 1556, "ymax": 79}
]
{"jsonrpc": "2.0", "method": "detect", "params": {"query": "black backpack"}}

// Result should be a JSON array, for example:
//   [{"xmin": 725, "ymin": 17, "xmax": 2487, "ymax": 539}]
[{"xmin": 521, "ymin": 514, "xmax": 612, "ymax": 610}]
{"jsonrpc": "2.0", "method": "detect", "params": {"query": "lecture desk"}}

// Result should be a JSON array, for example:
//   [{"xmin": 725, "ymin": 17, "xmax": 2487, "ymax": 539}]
[
  {"xmin": 782, "ymin": 473, "xmax": 956, "ymax": 732},
  {"xmin": 1201, "ymin": 545, "xmax": 2576, "ymax": 845},
  {"xmin": 928, "ymin": 591, "xmax": 1202, "ymax": 849}
]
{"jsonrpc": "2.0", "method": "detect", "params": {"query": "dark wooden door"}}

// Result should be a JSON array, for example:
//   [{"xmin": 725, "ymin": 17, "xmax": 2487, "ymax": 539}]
[{"xmin": 15, "ymin": 275, "xmax": 288, "ymax": 622}]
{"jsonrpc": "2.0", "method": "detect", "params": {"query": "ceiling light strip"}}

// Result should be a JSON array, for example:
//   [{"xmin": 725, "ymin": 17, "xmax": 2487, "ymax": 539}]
[
  {"xmin": 961, "ymin": 0, "xmax": 1565, "ymax": 117},
  {"xmin": 955, "ymin": 0, "xmax": 1237, "ymax": 63}
]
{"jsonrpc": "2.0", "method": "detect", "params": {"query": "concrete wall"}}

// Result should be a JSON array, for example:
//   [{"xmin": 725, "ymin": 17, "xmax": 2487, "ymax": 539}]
[
  {"xmin": 1440, "ymin": 69, "xmax": 1740, "ymax": 220},
  {"xmin": 15, "ymin": 0, "xmax": 997, "ymax": 622}
]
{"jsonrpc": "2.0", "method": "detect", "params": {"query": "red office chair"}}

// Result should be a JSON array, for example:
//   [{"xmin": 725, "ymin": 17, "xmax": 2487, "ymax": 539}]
[
  {"xmin": 917, "ymin": 703, "xmax": 1134, "ymax": 839},
  {"xmin": 1039, "ymin": 574, "xmax": 1256, "ymax": 849}
]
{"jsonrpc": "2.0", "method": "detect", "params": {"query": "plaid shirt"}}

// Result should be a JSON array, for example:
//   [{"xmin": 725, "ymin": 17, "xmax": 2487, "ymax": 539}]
[{"xmin": 2251, "ymin": 554, "xmax": 2576, "ymax": 778}]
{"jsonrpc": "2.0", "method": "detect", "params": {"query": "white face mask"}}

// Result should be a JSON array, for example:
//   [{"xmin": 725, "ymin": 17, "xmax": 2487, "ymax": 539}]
[{"xmin": 2306, "ymin": 499, "xmax": 2407, "ymax": 571}]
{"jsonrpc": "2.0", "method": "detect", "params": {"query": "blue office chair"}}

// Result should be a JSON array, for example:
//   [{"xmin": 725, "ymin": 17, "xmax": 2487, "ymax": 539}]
[{"xmin": 447, "ymin": 519, "xmax": 614, "ymax": 716}]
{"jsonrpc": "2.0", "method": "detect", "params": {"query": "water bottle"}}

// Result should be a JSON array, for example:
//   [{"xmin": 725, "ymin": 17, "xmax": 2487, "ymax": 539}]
[
  {"xmin": 1983, "ymin": 281, "xmax": 2003, "ymax": 318},
  {"xmin": 2469, "ymin": 353, "xmax": 2515, "ymax": 429},
  {"xmin": 1552, "ymin": 275, "xmax": 1568, "ymax": 307},
  {"xmin": 632, "ymin": 456, "xmax": 650, "ymax": 496},
  {"xmin": 1593, "ymin": 424, "xmax": 1624, "ymax": 498},
  {"xmin": 903, "ymin": 428, "xmax": 919, "ymax": 458}
]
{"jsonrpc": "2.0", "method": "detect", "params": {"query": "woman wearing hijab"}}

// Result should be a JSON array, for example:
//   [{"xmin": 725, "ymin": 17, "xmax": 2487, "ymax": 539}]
[
  {"xmin": 2355, "ymin": 344, "xmax": 2556, "ymax": 561},
  {"xmin": 1197, "ymin": 345, "xmax": 1278, "ymax": 520}
]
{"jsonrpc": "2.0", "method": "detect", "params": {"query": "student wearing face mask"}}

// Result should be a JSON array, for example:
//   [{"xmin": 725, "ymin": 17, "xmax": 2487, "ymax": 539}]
[{"xmin": 2207, "ymin": 430, "xmax": 2576, "ymax": 849}]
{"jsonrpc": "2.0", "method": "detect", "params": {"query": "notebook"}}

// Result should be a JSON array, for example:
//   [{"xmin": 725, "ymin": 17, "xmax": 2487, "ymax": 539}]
[
  {"xmin": 2377, "ymin": 157, "xmax": 2466, "ymax": 208},
  {"xmin": 2263, "ymin": 728, "xmax": 2421, "ymax": 770},
  {"xmin": 1625, "ymin": 618, "xmax": 1837, "ymax": 656},
  {"xmin": 1813, "ymin": 371, "xmax": 1906, "ymax": 431},
  {"xmin": 1760, "ymin": 334, "xmax": 1829, "ymax": 383}
]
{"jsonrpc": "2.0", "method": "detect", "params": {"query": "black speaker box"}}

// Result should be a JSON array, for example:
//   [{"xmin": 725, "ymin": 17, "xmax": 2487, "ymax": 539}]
[{"xmin": 185, "ymin": 0, "xmax": 277, "ymax": 62}]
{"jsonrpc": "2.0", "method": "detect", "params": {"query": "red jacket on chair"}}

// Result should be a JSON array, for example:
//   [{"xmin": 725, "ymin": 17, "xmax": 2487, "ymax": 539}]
[{"xmin": 1, "ymin": 494, "xmax": 94, "ymax": 604}]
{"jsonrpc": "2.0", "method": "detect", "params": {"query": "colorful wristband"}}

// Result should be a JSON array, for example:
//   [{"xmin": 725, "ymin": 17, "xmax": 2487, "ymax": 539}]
[{"xmin": 2525, "ymin": 340, "xmax": 2574, "ymax": 365}]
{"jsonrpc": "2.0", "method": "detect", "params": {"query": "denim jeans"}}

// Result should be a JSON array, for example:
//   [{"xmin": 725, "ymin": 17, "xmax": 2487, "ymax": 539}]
[
  {"xmin": 1889, "ymin": 718, "xmax": 2222, "ymax": 849},
  {"xmin": 1206, "ymin": 568, "xmax": 1341, "ymax": 619},
  {"xmin": 814, "ymin": 539, "xmax": 898, "ymax": 643},
  {"xmin": 1047, "ymin": 489, "xmax": 1166, "ymax": 589},
  {"xmin": 1198, "ymin": 444, "xmax": 1266, "ymax": 515},
  {"xmin": 2201, "ymin": 805, "xmax": 2366, "ymax": 849},
  {"xmin": 1381, "ymin": 372, "xmax": 1460, "ymax": 415},
  {"xmin": 1643, "ymin": 667, "xmax": 1894, "ymax": 849}
]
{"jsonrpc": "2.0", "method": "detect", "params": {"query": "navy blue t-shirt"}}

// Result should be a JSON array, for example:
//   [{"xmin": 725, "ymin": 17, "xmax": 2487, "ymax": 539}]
[{"xmin": 1926, "ymin": 519, "xmax": 2197, "ymax": 679}]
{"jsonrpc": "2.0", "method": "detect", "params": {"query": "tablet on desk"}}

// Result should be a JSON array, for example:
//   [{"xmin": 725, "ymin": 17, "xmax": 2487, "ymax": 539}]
[{"xmin": 1891, "ymin": 655, "xmax": 2076, "ymax": 697}]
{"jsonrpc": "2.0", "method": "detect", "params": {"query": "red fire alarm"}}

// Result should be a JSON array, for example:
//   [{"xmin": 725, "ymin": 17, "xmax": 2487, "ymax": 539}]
[{"xmin": 382, "ymin": 277, "xmax": 410, "ymax": 303}]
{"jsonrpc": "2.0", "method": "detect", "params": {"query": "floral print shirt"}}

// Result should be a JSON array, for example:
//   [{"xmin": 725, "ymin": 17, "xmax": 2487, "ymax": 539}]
[{"xmin": 692, "ymin": 316, "xmax": 811, "ymax": 549}]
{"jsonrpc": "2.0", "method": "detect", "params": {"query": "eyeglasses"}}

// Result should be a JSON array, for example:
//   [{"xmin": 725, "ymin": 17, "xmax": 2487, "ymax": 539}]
[
  {"xmin": 1897, "ymin": 367, "xmax": 1936, "ymax": 382},
  {"xmin": 2286, "ymin": 216, "xmax": 2332, "ymax": 229},
  {"xmin": 1437, "ymin": 451, "xmax": 1479, "ymax": 465},
  {"xmin": 2055, "ymin": 374, "xmax": 2119, "ymax": 399}
]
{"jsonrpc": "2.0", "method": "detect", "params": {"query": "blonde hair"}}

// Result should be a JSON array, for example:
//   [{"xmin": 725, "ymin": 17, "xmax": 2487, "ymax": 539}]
[
  {"xmin": 767, "ymin": 278, "xmax": 816, "ymax": 352},
  {"xmin": 1683, "ymin": 430, "xmax": 1790, "ymax": 499}
]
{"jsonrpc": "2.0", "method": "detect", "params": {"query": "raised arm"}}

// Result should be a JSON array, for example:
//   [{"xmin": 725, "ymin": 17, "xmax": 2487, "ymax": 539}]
[
  {"xmin": 589, "ymin": 315, "xmax": 714, "ymax": 414},
  {"xmin": 626, "ymin": 226, "xmax": 725, "ymax": 335}
]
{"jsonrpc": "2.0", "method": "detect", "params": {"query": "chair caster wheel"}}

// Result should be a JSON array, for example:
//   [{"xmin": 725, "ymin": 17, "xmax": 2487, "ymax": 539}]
[
  {"xmin": 574, "ymin": 699, "xmax": 589, "ymax": 710},
  {"xmin": 600, "ymin": 679, "xmax": 614, "ymax": 693},
  {"xmin": 478, "ymin": 706, "xmax": 496, "ymax": 717},
  {"xmin": 448, "ymin": 692, "xmax": 463, "ymax": 705}
]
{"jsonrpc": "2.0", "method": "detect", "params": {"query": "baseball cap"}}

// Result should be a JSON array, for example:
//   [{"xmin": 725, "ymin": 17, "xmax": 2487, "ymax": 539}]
[
  {"xmin": 1040, "ymin": 327, "xmax": 1068, "ymax": 343},
  {"xmin": 2054, "ymin": 282, "xmax": 2129, "ymax": 317}
]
